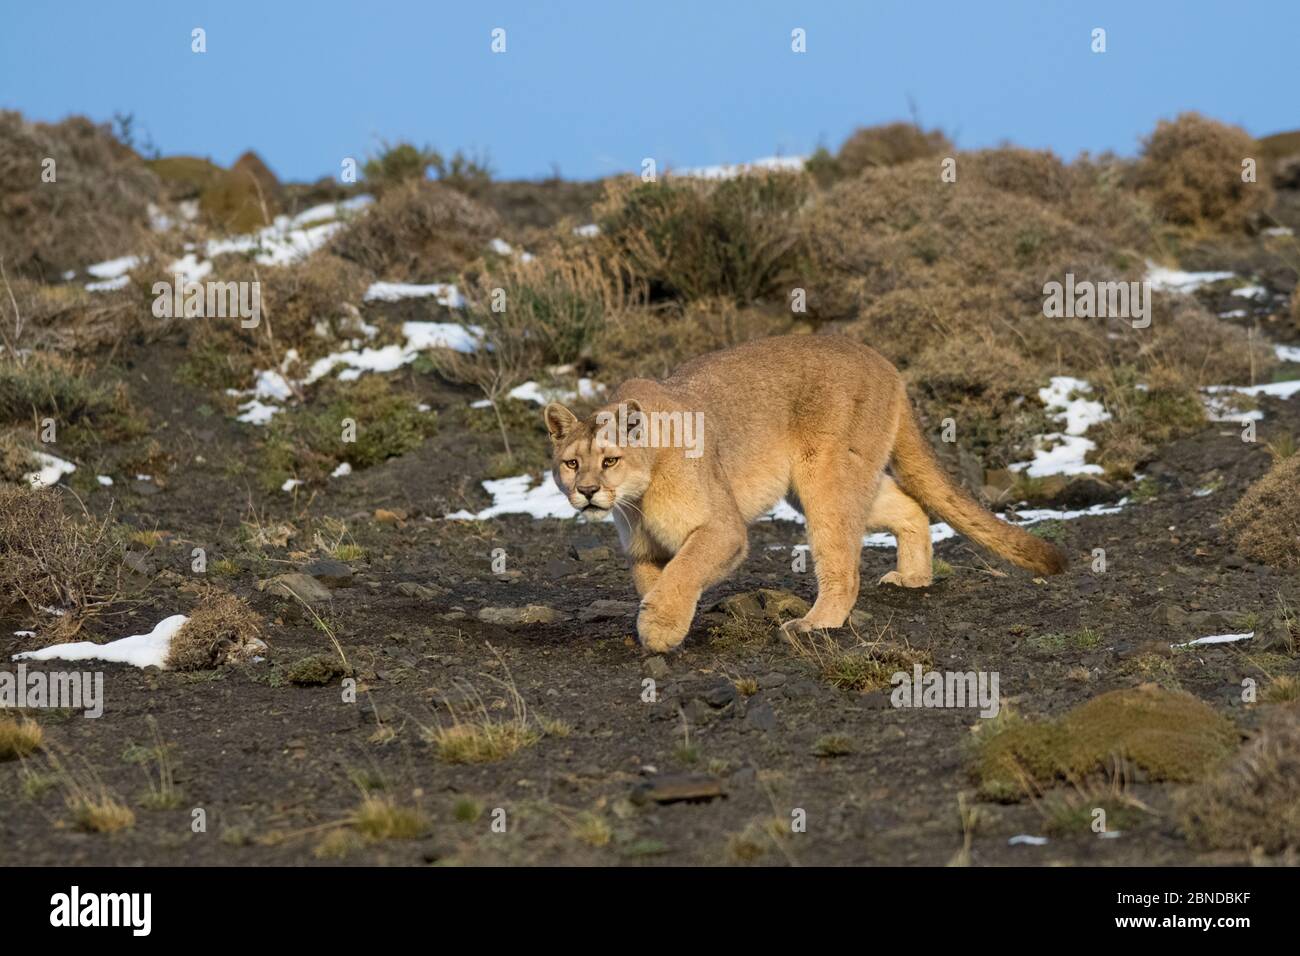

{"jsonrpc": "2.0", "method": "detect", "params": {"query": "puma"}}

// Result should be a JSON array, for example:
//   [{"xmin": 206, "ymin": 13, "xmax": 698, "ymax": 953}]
[{"xmin": 543, "ymin": 335, "xmax": 1067, "ymax": 652}]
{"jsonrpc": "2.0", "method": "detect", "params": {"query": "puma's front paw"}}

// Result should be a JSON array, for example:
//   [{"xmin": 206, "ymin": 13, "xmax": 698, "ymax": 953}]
[
  {"xmin": 637, "ymin": 594, "xmax": 693, "ymax": 653},
  {"xmin": 878, "ymin": 570, "xmax": 932, "ymax": 588}
]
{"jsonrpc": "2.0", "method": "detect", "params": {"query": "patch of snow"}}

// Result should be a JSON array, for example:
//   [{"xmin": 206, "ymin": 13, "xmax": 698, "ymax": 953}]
[
  {"xmin": 1218, "ymin": 309, "xmax": 1248, "ymax": 319},
  {"xmin": 1144, "ymin": 263, "xmax": 1235, "ymax": 294},
  {"xmin": 574, "ymin": 223, "xmax": 600, "ymax": 238},
  {"xmin": 1263, "ymin": 226, "xmax": 1293, "ymax": 237},
  {"xmin": 1008, "ymin": 835, "xmax": 1049, "ymax": 846},
  {"xmin": 96, "ymin": 475, "xmax": 113, "ymax": 486},
  {"xmin": 234, "ymin": 399, "xmax": 281, "ymax": 425},
  {"xmin": 15, "ymin": 631, "xmax": 35, "ymax": 638},
  {"xmin": 13, "ymin": 615, "xmax": 188, "ymax": 670},
  {"xmin": 1010, "ymin": 377, "xmax": 1109, "ymax": 477},
  {"xmin": 330, "ymin": 462, "xmax": 352, "ymax": 478},
  {"xmin": 770, "ymin": 498, "xmax": 1126, "ymax": 549},
  {"xmin": 673, "ymin": 155, "xmax": 807, "ymax": 179},
  {"xmin": 470, "ymin": 378, "xmax": 605, "ymax": 409},
  {"xmin": 85, "ymin": 255, "xmax": 139, "ymax": 279},
  {"xmin": 168, "ymin": 252, "xmax": 213, "ymax": 284},
  {"xmin": 445, "ymin": 474, "xmax": 578, "ymax": 521},
  {"xmin": 1231, "ymin": 284, "xmax": 1267, "ymax": 299},
  {"xmin": 363, "ymin": 282, "xmax": 465, "ymax": 308},
  {"xmin": 24, "ymin": 451, "xmax": 76, "ymax": 488},
  {"xmin": 1173, "ymin": 632, "xmax": 1253, "ymax": 648},
  {"xmin": 1275, "ymin": 344, "xmax": 1300, "ymax": 363},
  {"xmin": 281, "ymin": 478, "xmax": 304, "ymax": 493},
  {"xmin": 85, "ymin": 275, "xmax": 130, "ymax": 292}
]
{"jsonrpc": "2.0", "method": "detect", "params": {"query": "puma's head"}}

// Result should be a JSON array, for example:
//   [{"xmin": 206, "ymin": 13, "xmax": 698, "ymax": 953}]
[{"xmin": 543, "ymin": 400, "xmax": 651, "ymax": 515}]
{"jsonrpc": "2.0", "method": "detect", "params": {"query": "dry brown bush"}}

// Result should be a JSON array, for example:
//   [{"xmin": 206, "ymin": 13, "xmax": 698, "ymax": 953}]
[
  {"xmin": 1223, "ymin": 454, "xmax": 1300, "ymax": 568},
  {"xmin": 0, "ymin": 484, "xmax": 125, "ymax": 627},
  {"xmin": 0, "ymin": 112, "xmax": 160, "ymax": 280},
  {"xmin": 331, "ymin": 179, "xmax": 500, "ymax": 282},
  {"xmin": 167, "ymin": 589, "xmax": 264, "ymax": 671},
  {"xmin": 964, "ymin": 148, "xmax": 1155, "ymax": 254},
  {"xmin": 594, "ymin": 171, "xmax": 809, "ymax": 305},
  {"xmin": 836, "ymin": 122, "xmax": 952, "ymax": 176},
  {"xmin": 1178, "ymin": 706, "xmax": 1300, "ymax": 854},
  {"xmin": 199, "ymin": 151, "xmax": 284, "ymax": 233},
  {"xmin": 1135, "ymin": 112, "xmax": 1273, "ymax": 231},
  {"xmin": 806, "ymin": 157, "xmax": 1128, "ymax": 321}
]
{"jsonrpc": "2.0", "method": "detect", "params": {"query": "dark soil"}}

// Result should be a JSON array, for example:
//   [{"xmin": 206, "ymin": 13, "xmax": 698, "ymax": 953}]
[{"xmin": 3, "ymin": 331, "xmax": 1298, "ymax": 866}]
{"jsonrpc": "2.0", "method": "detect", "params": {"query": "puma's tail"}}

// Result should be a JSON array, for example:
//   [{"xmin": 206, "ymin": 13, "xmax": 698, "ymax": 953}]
[{"xmin": 889, "ymin": 386, "xmax": 1067, "ymax": 576}]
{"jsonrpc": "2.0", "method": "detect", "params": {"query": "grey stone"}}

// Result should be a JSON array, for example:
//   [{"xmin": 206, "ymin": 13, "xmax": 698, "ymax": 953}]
[
  {"xmin": 257, "ymin": 572, "xmax": 332, "ymax": 605},
  {"xmin": 578, "ymin": 599, "xmax": 638, "ymax": 622},
  {"xmin": 745, "ymin": 700, "xmax": 778, "ymax": 732},
  {"xmin": 644, "ymin": 655, "xmax": 670, "ymax": 679},
  {"xmin": 477, "ymin": 605, "xmax": 568, "ymax": 626},
  {"xmin": 304, "ymin": 558, "xmax": 353, "ymax": 588}
]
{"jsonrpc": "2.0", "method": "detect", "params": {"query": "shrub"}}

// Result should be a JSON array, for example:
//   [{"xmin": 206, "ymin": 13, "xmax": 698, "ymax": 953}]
[
  {"xmin": 805, "ymin": 157, "xmax": 1125, "ymax": 321},
  {"xmin": 199, "ymin": 150, "xmax": 283, "ymax": 233},
  {"xmin": 331, "ymin": 179, "xmax": 500, "ymax": 282},
  {"xmin": 594, "ymin": 171, "xmax": 809, "ymax": 305},
  {"xmin": 166, "ymin": 590, "xmax": 265, "ymax": 671},
  {"xmin": 1135, "ymin": 112, "xmax": 1272, "ymax": 231},
  {"xmin": 0, "ymin": 485, "xmax": 125, "ymax": 624},
  {"xmin": 362, "ymin": 142, "xmax": 441, "ymax": 192},
  {"xmin": 184, "ymin": 252, "xmax": 370, "ymax": 384},
  {"xmin": 835, "ymin": 121, "xmax": 952, "ymax": 176},
  {"xmin": 260, "ymin": 375, "xmax": 437, "ymax": 489},
  {"xmin": 0, "ymin": 111, "xmax": 161, "ymax": 279},
  {"xmin": 1179, "ymin": 707, "xmax": 1300, "ymax": 853},
  {"xmin": 470, "ymin": 246, "xmax": 632, "ymax": 366},
  {"xmin": 1223, "ymin": 454, "xmax": 1300, "ymax": 568}
]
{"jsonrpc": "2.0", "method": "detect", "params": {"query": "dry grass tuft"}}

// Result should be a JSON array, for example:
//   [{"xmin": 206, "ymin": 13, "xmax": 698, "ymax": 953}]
[
  {"xmin": 166, "ymin": 589, "xmax": 264, "ymax": 671},
  {"xmin": 1178, "ymin": 706, "xmax": 1300, "ymax": 853},
  {"xmin": 1223, "ymin": 454, "xmax": 1300, "ymax": 568},
  {"xmin": 352, "ymin": 794, "xmax": 430, "ymax": 840},
  {"xmin": 0, "ymin": 716, "xmax": 44, "ymax": 760}
]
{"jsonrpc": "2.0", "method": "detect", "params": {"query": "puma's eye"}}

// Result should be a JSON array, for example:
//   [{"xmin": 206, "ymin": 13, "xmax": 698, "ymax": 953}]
[
  {"xmin": 563, "ymin": 459, "xmax": 578, "ymax": 470},
  {"xmin": 602, "ymin": 457, "xmax": 620, "ymax": 468}
]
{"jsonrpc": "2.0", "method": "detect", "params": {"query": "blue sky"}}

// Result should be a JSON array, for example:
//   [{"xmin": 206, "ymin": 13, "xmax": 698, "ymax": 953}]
[{"xmin": 2, "ymin": 0, "xmax": 1296, "ymax": 182}]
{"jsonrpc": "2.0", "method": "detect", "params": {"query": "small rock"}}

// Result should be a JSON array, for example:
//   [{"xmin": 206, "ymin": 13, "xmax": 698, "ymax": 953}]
[
  {"xmin": 571, "ymin": 542, "xmax": 613, "ymax": 562},
  {"xmin": 394, "ymin": 581, "xmax": 449, "ymax": 601},
  {"xmin": 578, "ymin": 599, "xmax": 638, "ymax": 622},
  {"xmin": 304, "ymin": 558, "xmax": 353, "ymax": 588},
  {"xmin": 758, "ymin": 672, "xmax": 787, "ymax": 689},
  {"xmin": 745, "ymin": 699, "xmax": 778, "ymax": 732},
  {"xmin": 122, "ymin": 551, "xmax": 154, "ymax": 576},
  {"xmin": 477, "ymin": 605, "xmax": 568, "ymax": 626},
  {"xmin": 702, "ymin": 680, "xmax": 737, "ymax": 708},
  {"xmin": 644, "ymin": 655, "xmax": 670, "ymax": 679},
  {"xmin": 630, "ymin": 774, "xmax": 726, "ymax": 805},
  {"xmin": 257, "ymin": 572, "xmax": 332, "ymax": 605}
]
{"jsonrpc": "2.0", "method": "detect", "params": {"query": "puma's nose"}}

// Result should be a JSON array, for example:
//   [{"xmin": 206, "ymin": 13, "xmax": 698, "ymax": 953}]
[{"xmin": 577, "ymin": 484, "xmax": 600, "ymax": 498}]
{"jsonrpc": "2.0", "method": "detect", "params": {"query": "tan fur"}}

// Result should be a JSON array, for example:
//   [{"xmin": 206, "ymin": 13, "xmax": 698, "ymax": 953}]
[{"xmin": 544, "ymin": 335, "xmax": 1066, "ymax": 652}]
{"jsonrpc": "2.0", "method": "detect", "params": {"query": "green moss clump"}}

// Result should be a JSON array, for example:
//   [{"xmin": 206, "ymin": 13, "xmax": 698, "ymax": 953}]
[
  {"xmin": 974, "ymin": 686, "xmax": 1238, "ymax": 802},
  {"xmin": 284, "ymin": 654, "xmax": 351, "ymax": 686}
]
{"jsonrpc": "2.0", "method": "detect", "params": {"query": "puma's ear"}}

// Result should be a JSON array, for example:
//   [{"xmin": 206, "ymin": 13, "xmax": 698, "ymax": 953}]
[
  {"xmin": 622, "ymin": 398, "xmax": 643, "ymax": 427},
  {"xmin": 543, "ymin": 402, "xmax": 578, "ymax": 441}
]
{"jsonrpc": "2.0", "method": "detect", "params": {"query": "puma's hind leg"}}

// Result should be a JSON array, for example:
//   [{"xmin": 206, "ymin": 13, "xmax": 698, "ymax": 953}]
[
  {"xmin": 781, "ymin": 460, "xmax": 877, "ymax": 635},
  {"xmin": 868, "ymin": 476, "xmax": 933, "ymax": 587}
]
